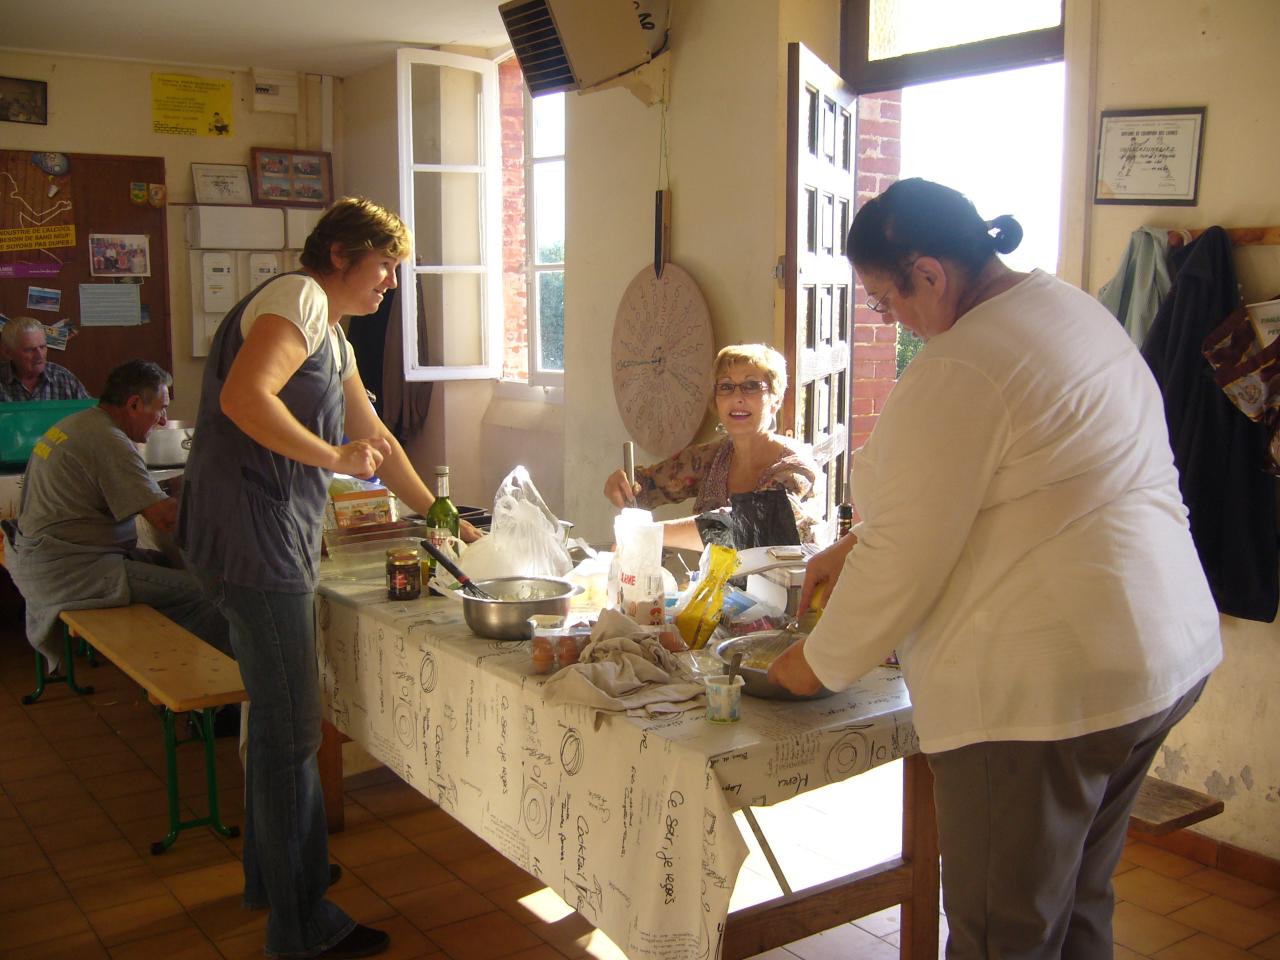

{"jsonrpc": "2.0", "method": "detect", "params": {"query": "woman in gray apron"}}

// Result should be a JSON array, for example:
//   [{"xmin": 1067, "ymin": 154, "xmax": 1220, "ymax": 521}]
[{"xmin": 180, "ymin": 198, "xmax": 448, "ymax": 959}]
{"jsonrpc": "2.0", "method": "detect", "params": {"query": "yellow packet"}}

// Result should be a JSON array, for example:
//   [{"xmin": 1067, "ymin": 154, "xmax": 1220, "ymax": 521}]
[{"xmin": 674, "ymin": 544, "xmax": 738, "ymax": 649}]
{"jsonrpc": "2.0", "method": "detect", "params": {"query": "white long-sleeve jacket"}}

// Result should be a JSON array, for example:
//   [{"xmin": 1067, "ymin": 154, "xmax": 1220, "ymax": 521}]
[{"xmin": 804, "ymin": 270, "xmax": 1221, "ymax": 754}]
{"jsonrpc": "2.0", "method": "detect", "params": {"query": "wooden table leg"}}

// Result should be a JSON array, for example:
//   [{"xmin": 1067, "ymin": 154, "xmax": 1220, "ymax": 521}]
[
  {"xmin": 899, "ymin": 752, "xmax": 940, "ymax": 959},
  {"xmin": 318, "ymin": 720, "xmax": 346, "ymax": 833}
]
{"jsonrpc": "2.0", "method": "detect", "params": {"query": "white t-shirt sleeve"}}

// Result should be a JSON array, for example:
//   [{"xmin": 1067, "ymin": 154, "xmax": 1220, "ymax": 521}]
[
  {"xmin": 240, "ymin": 275, "xmax": 330, "ymax": 355},
  {"xmin": 331, "ymin": 323, "xmax": 358, "ymax": 383}
]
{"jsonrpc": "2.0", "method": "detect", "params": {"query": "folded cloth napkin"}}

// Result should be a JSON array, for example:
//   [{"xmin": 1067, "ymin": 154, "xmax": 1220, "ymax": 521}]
[{"xmin": 542, "ymin": 608, "xmax": 704, "ymax": 719}]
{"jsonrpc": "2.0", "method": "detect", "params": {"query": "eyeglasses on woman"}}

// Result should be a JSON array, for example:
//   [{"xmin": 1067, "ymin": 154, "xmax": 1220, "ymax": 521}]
[{"xmin": 714, "ymin": 379, "xmax": 769, "ymax": 396}]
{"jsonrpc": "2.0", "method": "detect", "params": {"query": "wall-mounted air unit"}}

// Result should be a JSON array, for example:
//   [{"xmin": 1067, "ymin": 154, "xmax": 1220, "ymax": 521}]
[{"xmin": 499, "ymin": 0, "xmax": 669, "ymax": 97}]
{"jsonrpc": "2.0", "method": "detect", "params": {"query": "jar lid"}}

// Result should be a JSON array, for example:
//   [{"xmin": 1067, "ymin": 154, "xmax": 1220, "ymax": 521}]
[{"xmin": 387, "ymin": 547, "xmax": 419, "ymax": 560}]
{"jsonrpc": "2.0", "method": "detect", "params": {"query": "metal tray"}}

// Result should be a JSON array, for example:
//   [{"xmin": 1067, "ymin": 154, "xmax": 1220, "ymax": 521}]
[{"xmin": 712, "ymin": 631, "xmax": 836, "ymax": 701}]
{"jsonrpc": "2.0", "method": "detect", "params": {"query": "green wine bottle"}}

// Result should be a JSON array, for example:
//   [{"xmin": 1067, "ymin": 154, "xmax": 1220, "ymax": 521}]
[{"xmin": 423, "ymin": 466, "xmax": 460, "ymax": 585}]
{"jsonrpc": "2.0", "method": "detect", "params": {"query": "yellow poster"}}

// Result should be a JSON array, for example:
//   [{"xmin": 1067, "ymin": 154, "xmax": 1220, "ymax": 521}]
[
  {"xmin": 0, "ymin": 224, "xmax": 76, "ymax": 253},
  {"xmin": 151, "ymin": 73, "xmax": 233, "ymax": 137}
]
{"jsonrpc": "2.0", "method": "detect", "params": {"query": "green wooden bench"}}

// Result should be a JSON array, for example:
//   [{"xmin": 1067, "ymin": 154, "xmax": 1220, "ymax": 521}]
[{"xmin": 59, "ymin": 604, "xmax": 247, "ymax": 853}]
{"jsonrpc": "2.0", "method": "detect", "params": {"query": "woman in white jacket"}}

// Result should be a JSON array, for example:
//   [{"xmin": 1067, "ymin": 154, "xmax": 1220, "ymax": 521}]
[{"xmin": 770, "ymin": 178, "xmax": 1221, "ymax": 960}]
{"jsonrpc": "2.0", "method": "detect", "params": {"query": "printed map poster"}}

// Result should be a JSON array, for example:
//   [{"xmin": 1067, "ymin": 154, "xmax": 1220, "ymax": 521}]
[{"xmin": 151, "ymin": 73, "xmax": 233, "ymax": 137}]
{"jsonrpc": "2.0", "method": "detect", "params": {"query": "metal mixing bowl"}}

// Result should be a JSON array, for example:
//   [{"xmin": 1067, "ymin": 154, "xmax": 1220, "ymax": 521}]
[
  {"xmin": 713, "ymin": 631, "xmax": 837, "ymax": 701},
  {"xmin": 461, "ymin": 576, "xmax": 578, "ymax": 640}
]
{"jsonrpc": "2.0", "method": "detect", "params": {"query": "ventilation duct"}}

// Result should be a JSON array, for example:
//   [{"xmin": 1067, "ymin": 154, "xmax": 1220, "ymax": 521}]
[{"xmin": 499, "ymin": 0, "xmax": 669, "ymax": 96}]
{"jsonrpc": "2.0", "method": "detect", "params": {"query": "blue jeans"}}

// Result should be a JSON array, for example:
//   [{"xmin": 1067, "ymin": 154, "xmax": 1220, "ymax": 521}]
[
  {"xmin": 199, "ymin": 576, "xmax": 354, "ymax": 958},
  {"xmin": 123, "ymin": 559, "xmax": 231, "ymax": 656}
]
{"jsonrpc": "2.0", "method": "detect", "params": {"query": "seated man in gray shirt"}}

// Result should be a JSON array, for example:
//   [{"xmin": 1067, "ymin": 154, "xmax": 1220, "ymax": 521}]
[{"xmin": 5, "ymin": 359, "xmax": 229, "ymax": 671}]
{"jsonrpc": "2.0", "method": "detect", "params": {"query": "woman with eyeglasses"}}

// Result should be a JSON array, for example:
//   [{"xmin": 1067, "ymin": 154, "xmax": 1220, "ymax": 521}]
[
  {"xmin": 768, "ymin": 178, "xmax": 1221, "ymax": 960},
  {"xmin": 602, "ymin": 343, "xmax": 819, "ymax": 549}
]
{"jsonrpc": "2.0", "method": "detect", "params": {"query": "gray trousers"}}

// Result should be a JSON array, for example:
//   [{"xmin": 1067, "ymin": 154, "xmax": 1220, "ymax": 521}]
[{"xmin": 928, "ymin": 677, "xmax": 1208, "ymax": 960}]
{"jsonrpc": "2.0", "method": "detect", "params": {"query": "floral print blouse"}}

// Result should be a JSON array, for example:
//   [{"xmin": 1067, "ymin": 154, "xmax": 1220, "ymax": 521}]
[{"xmin": 633, "ymin": 435, "xmax": 820, "ymax": 543}]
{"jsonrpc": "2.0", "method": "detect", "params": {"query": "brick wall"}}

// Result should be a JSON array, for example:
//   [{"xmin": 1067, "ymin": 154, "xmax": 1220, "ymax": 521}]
[
  {"xmin": 850, "ymin": 90, "xmax": 902, "ymax": 454},
  {"xmin": 499, "ymin": 59, "xmax": 529, "ymax": 381}
]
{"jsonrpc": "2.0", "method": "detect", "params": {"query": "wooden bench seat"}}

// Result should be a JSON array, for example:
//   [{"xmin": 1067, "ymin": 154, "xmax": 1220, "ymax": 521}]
[
  {"xmin": 1130, "ymin": 775, "xmax": 1224, "ymax": 836},
  {"xmin": 59, "ymin": 605, "xmax": 246, "ymax": 853}
]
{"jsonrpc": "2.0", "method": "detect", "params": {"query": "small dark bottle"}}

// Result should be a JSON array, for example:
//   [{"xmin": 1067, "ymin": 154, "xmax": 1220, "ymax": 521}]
[{"xmin": 836, "ymin": 502, "xmax": 854, "ymax": 540}]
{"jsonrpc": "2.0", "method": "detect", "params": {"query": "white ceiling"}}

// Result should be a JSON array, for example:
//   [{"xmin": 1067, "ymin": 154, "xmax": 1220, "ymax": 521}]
[{"xmin": 2, "ymin": 0, "xmax": 513, "ymax": 77}]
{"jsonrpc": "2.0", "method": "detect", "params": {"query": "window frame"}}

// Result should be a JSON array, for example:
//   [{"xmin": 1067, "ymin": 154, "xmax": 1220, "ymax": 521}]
[
  {"xmin": 841, "ymin": 0, "xmax": 1065, "ymax": 94},
  {"xmin": 396, "ymin": 47, "xmax": 502, "ymax": 382},
  {"xmin": 524, "ymin": 89, "xmax": 566, "ymax": 388}
]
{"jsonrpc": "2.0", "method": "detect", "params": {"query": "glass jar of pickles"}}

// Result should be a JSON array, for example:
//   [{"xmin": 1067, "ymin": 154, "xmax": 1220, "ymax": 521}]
[{"xmin": 386, "ymin": 547, "xmax": 422, "ymax": 600}]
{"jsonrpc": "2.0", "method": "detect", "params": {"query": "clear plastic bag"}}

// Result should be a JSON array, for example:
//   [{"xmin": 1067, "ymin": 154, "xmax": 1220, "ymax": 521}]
[{"xmin": 459, "ymin": 466, "xmax": 573, "ymax": 581}]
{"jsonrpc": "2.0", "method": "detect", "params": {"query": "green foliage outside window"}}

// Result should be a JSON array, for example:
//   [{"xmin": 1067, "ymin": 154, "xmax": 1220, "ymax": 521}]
[
  {"xmin": 537, "ymin": 242, "xmax": 565, "ymax": 371},
  {"xmin": 897, "ymin": 328, "xmax": 923, "ymax": 376}
]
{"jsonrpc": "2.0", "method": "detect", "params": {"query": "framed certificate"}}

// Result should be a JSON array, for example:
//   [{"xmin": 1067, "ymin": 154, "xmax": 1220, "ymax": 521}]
[
  {"xmin": 191, "ymin": 162, "xmax": 253, "ymax": 205},
  {"xmin": 1094, "ymin": 107, "xmax": 1206, "ymax": 206}
]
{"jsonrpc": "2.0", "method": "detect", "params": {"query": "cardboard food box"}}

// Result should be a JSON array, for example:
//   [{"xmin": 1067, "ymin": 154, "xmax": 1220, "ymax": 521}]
[
  {"xmin": 1246, "ymin": 298, "xmax": 1280, "ymax": 348},
  {"xmin": 331, "ymin": 487, "xmax": 392, "ymax": 528}
]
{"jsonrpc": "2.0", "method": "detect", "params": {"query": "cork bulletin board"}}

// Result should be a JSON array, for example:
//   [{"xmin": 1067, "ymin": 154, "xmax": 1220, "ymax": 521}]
[{"xmin": 0, "ymin": 150, "xmax": 172, "ymax": 397}]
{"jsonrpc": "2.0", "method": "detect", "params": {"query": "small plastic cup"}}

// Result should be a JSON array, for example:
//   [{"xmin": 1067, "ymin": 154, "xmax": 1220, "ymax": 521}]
[{"xmin": 705, "ymin": 674, "xmax": 746, "ymax": 723}]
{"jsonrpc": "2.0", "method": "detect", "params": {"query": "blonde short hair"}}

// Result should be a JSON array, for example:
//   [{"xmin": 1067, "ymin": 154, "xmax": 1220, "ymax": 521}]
[
  {"xmin": 300, "ymin": 197, "xmax": 412, "ymax": 274},
  {"xmin": 713, "ymin": 343, "xmax": 788, "ymax": 398}
]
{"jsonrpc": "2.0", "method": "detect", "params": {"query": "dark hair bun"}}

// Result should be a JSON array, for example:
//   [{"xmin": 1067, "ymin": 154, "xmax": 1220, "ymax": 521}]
[{"xmin": 986, "ymin": 215, "xmax": 1023, "ymax": 255}]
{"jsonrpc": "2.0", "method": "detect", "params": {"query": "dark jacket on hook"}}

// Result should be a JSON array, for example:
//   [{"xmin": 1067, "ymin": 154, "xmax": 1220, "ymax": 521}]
[{"xmin": 1141, "ymin": 226, "xmax": 1278, "ymax": 622}]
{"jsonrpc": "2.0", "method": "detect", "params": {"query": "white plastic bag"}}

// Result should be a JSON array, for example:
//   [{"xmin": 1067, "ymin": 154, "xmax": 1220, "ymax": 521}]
[{"xmin": 459, "ymin": 466, "xmax": 573, "ymax": 581}]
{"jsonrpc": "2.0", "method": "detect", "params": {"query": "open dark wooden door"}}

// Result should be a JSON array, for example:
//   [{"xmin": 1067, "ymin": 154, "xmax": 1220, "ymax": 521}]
[{"xmin": 782, "ymin": 43, "xmax": 857, "ymax": 542}]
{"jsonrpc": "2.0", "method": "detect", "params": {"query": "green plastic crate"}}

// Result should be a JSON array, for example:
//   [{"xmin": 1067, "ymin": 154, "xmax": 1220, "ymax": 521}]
[{"xmin": 0, "ymin": 398, "xmax": 98, "ymax": 467}]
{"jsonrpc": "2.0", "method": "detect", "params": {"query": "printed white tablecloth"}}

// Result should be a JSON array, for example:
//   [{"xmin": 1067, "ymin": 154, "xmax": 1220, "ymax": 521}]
[{"xmin": 316, "ymin": 580, "xmax": 917, "ymax": 960}]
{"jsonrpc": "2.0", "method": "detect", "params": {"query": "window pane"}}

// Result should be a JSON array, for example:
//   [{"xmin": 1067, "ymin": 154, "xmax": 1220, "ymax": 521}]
[
  {"xmin": 533, "ymin": 160, "xmax": 564, "ymax": 264},
  {"xmin": 409, "ymin": 63, "xmax": 483, "ymax": 165},
  {"xmin": 535, "ymin": 270, "xmax": 564, "ymax": 372},
  {"xmin": 415, "ymin": 271, "xmax": 485, "ymax": 366},
  {"xmin": 869, "ymin": 0, "xmax": 1061, "ymax": 61},
  {"xmin": 531, "ymin": 92, "xmax": 565, "ymax": 157},
  {"xmin": 899, "ymin": 62, "xmax": 1064, "ymax": 274},
  {"xmin": 413, "ymin": 171, "xmax": 483, "ymax": 267}
]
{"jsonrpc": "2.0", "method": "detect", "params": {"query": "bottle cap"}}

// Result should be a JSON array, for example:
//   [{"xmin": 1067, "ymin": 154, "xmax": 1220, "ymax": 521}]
[{"xmin": 435, "ymin": 466, "xmax": 449, "ymax": 476}]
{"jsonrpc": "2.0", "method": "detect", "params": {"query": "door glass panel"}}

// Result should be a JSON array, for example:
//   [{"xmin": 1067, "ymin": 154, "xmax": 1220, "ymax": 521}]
[
  {"xmin": 409, "ymin": 63, "xmax": 483, "ymax": 165},
  {"xmin": 413, "ymin": 171, "xmax": 482, "ymax": 267},
  {"xmin": 415, "ymin": 272, "xmax": 485, "ymax": 366},
  {"xmin": 533, "ymin": 160, "xmax": 565, "ymax": 264},
  {"xmin": 804, "ymin": 286, "xmax": 817, "ymax": 349},
  {"xmin": 806, "ymin": 87, "xmax": 819, "ymax": 155},
  {"xmin": 869, "ymin": 0, "xmax": 1062, "ymax": 61},
  {"xmin": 819, "ymin": 286, "xmax": 833, "ymax": 345},
  {"xmin": 805, "ymin": 188, "xmax": 817, "ymax": 253}
]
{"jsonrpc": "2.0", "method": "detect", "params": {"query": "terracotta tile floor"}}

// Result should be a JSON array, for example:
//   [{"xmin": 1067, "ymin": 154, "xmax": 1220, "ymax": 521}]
[{"xmin": 1, "ymin": 606, "xmax": 1278, "ymax": 959}]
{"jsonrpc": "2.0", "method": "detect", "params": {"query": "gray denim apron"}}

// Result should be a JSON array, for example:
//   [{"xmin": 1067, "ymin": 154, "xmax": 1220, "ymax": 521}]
[{"xmin": 178, "ymin": 273, "xmax": 346, "ymax": 592}]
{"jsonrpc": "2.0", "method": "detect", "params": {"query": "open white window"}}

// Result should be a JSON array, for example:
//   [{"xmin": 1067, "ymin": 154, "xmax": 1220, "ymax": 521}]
[
  {"xmin": 396, "ymin": 48, "xmax": 502, "ymax": 381},
  {"xmin": 525, "ymin": 91, "xmax": 565, "ymax": 387}
]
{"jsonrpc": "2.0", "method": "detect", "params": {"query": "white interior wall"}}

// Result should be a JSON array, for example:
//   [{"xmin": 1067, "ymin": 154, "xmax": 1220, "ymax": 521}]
[
  {"xmin": 0, "ymin": 51, "xmax": 301, "ymax": 421},
  {"xmin": 1071, "ymin": 0, "xmax": 1280, "ymax": 858}
]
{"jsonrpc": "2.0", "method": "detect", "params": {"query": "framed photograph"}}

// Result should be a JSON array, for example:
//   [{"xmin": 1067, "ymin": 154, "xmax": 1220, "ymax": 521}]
[
  {"xmin": 250, "ymin": 147, "xmax": 333, "ymax": 208},
  {"xmin": 1095, "ymin": 107, "xmax": 1206, "ymax": 206},
  {"xmin": 88, "ymin": 233, "xmax": 152, "ymax": 277},
  {"xmin": 191, "ymin": 162, "xmax": 253, "ymax": 205},
  {"xmin": 0, "ymin": 76, "xmax": 48, "ymax": 125}
]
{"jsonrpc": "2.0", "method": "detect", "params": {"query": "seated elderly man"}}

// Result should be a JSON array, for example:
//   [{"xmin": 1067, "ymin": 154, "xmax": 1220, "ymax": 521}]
[
  {"xmin": 4, "ymin": 359, "xmax": 228, "ymax": 672},
  {"xmin": 0, "ymin": 316, "xmax": 89, "ymax": 401}
]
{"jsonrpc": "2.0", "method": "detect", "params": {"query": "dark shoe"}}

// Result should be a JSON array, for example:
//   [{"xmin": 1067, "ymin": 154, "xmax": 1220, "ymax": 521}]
[{"xmin": 318, "ymin": 924, "xmax": 389, "ymax": 958}]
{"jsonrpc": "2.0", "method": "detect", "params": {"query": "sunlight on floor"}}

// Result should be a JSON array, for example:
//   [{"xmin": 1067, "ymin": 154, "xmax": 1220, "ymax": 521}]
[{"xmin": 729, "ymin": 758, "xmax": 904, "ymax": 912}]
